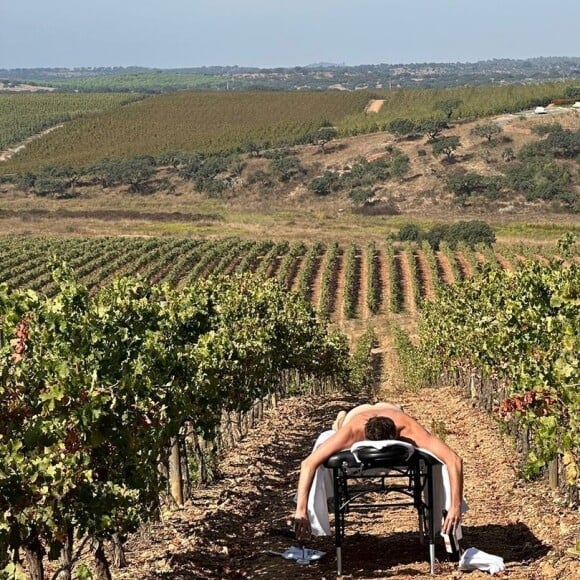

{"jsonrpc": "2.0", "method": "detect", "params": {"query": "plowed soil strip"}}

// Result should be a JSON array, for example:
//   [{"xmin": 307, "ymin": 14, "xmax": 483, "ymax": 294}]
[
  {"xmin": 377, "ymin": 247, "xmax": 390, "ymax": 314},
  {"xmin": 474, "ymin": 252, "xmax": 487, "ymax": 267},
  {"xmin": 454, "ymin": 251, "xmax": 473, "ymax": 279},
  {"xmin": 265, "ymin": 253, "xmax": 282, "ymax": 278},
  {"xmin": 222, "ymin": 255, "xmax": 244, "ymax": 276},
  {"xmin": 495, "ymin": 252, "xmax": 513, "ymax": 272},
  {"xmin": 358, "ymin": 245, "xmax": 369, "ymax": 320},
  {"xmin": 435, "ymin": 251, "xmax": 455, "ymax": 286},
  {"xmin": 332, "ymin": 248, "xmax": 346, "ymax": 322},
  {"xmin": 397, "ymin": 250, "xmax": 417, "ymax": 315},
  {"xmin": 307, "ymin": 249, "xmax": 325, "ymax": 310},
  {"xmin": 414, "ymin": 249, "xmax": 435, "ymax": 301},
  {"xmin": 290, "ymin": 255, "xmax": 305, "ymax": 292}
]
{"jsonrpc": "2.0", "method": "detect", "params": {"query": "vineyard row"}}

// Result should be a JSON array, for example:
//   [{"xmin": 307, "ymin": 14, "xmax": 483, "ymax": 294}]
[{"xmin": 0, "ymin": 236, "xmax": 568, "ymax": 320}]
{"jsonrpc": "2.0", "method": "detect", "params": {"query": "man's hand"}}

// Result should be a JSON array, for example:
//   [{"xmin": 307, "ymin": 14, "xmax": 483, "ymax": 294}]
[
  {"xmin": 294, "ymin": 516, "xmax": 312, "ymax": 541},
  {"xmin": 442, "ymin": 505, "xmax": 461, "ymax": 535}
]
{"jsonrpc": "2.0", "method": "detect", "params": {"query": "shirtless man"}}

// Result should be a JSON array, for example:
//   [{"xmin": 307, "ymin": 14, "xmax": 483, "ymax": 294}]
[{"xmin": 294, "ymin": 402, "xmax": 463, "ymax": 540}]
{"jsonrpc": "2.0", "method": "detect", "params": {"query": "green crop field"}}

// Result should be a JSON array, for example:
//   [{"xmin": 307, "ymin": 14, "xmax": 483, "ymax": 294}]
[
  {"xmin": 1, "ymin": 80, "xmax": 576, "ymax": 173},
  {"xmin": 0, "ymin": 91, "xmax": 370, "ymax": 172},
  {"xmin": 0, "ymin": 93, "xmax": 144, "ymax": 151}
]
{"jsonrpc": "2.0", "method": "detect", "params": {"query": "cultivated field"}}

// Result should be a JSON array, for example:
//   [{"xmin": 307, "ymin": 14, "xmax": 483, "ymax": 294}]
[
  {"xmin": 0, "ymin": 81, "xmax": 575, "ymax": 172},
  {"xmin": 0, "ymin": 235, "xmax": 570, "ymax": 326}
]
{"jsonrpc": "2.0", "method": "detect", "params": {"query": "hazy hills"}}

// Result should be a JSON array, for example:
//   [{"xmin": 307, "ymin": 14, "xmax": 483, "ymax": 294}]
[{"xmin": 2, "ymin": 57, "xmax": 580, "ymax": 92}]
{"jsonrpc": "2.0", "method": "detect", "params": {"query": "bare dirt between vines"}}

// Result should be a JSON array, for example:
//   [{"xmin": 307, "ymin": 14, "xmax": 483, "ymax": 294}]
[{"xmin": 111, "ymin": 385, "xmax": 578, "ymax": 579}]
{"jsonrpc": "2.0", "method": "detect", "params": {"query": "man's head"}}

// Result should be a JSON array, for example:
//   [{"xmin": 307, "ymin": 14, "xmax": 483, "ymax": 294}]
[{"xmin": 364, "ymin": 416, "xmax": 396, "ymax": 441}]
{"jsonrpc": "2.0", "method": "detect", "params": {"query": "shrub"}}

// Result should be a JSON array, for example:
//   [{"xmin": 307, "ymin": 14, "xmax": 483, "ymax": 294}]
[
  {"xmin": 446, "ymin": 172, "xmax": 486, "ymax": 197},
  {"xmin": 33, "ymin": 176, "xmax": 71, "ymax": 197},
  {"xmin": 431, "ymin": 136, "xmax": 461, "ymax": 160},
  {"xmin": 269, "ymin": 156, "xmax": 306, "ymax": 182},
  {"xmin": 307, "ymin": 126, "xmax": 338, "ymax": 153},
  {"xmin": 388, "ymin": 118, "xmax": 420, "ymax": 139},
  {"xmin": 349, "ymin": 188, "xmax": 374, "ymax": 205},
  {"xmin": 352, "ymin": 200, "xmax": 400, "ymax": 215},
  {"xmin": 564, "ymin": 86, "xmax": 580, "ymax": 100},
  {"xmin": 420, "ymin": 119, "xmax": 449, "ymax": 142},
  {"xmin": 397, "ymin": 223, "xmax": 423, "ymax": 242},
  {"xmin": 422, "ymin": 220, "xmax": 495, "ymax": 249},
  {"xmin": 447, "ymin": 172, "xmax": 503, "ymax": 200},
  {"xmin": 389, "ymin": 148, "xmax": 410, "ymax": 178},
  {"xmin": 425, "ymin": 224, "xmax": 451, "ymax": 250},
  {"xmin": 502, "ymin": 147, "xmax": 516, "ymax": 162},
  {"xmin": 446, "ymin": 220, "xmax": 496, "ymax": 248},
  {"xmin": 504, "ymin": 160, "xmax": 571, "ymax": 201},
  {"xmin": 525, "ymin": 125, "xmax": 580, "ymax": 159},
  {"xmin": 531, "ymin": 123, "xmax": 563, "ymax": 137},
  {"xmin": 310, "ymin": 171, "xmax": 340, "ymax": 196},
  {"xmin": 470, "ymin": 122, "xmax": 503, "ymax": 142}
]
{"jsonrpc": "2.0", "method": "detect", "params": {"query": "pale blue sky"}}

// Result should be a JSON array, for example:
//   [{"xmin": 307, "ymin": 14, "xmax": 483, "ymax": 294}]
[{"xmin": 1, "ymin": 0, "xmax": 579, "ymax": 69}]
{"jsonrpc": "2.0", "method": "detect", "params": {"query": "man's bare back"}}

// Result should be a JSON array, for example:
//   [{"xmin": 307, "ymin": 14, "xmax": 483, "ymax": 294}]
[
  {"xmin": 294, "ymin": 401, "xmax": 464, "ymax": 540},
  {"xmin": 334, "ymin": 402, "xmax": 403, "ymax": 431}
]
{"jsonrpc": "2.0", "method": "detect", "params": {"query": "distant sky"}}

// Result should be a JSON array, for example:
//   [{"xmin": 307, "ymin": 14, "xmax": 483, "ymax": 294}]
[{"xmin": 1, "ymin": 0, "xmax": 579, "ymax": 69}]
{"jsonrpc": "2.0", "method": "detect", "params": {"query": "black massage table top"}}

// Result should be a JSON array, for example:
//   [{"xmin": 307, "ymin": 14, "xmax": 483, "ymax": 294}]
[{"xmin": 324, "ymin": 444, "xmax": 441, "ymax": 470}]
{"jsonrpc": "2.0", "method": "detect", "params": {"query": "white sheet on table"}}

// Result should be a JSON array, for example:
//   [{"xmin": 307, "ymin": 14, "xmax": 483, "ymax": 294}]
[{"xmin": 307, "ymin": 430, "xmax": 336, "ymax": 536}]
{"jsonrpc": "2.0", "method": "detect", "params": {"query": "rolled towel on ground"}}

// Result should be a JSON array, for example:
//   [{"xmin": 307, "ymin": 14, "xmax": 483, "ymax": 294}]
[{"xmin": 459, "ymin": 547, "xmax": 505, "ymax": 574}]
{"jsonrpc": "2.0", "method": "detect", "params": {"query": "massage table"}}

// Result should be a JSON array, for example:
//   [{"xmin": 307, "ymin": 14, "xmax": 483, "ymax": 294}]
[{"xmin": 323, "ymin": 443, "xmax": 441, "ymax": 576}]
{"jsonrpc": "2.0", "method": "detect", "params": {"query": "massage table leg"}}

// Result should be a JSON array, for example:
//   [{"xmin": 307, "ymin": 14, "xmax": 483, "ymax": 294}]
[
  {"xmin": 332, "ymin": 466, "xmax": 344, "ymax": 576},
  {"xmin": 418, "ymin": 513, "xmax": 425, "ymax": 544}
]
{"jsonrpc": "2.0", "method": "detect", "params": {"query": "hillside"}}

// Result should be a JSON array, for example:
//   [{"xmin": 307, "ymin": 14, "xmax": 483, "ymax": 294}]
[{"xmin": 0, "ymin": 103, "xmax": 579, "ymax": 240}]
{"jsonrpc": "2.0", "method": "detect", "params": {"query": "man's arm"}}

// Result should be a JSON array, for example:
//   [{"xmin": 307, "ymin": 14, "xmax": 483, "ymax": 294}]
[
  {"xmin": 401, "ymin": 419, "xmax": 463, "ymax": 535},
  {"xmin": 294, "ymin": 427, "xmax": 354, "ymax": 540}
]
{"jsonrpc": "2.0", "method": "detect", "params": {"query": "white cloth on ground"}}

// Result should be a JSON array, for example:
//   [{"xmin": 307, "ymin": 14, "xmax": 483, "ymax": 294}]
[
  {"xmin": 307, "ymin": 432, "xmax": 467, "ymax": 537},
  {"xmin": 459, "ymin": 547, "xmax": 505, "ymax": 574}
]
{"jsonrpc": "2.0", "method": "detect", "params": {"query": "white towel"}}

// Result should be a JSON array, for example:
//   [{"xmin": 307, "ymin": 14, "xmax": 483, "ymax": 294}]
[
  {"xmin": 459, "ymin": 547, "xmax": 505, "ymax": 574},
  {"xmin": 307, "ymin": 430, "xmax": 336, "ymax": 536}
]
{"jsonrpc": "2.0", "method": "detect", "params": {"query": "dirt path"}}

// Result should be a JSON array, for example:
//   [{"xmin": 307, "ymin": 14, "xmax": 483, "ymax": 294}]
[
  {"xmin": 112, "ymin": 379, "xmax": 578, "ymax": 579},
  {"xmin": 365, "ymin": 99, "xmax": 386, "ymax": 114},
  {"xmin": 414, "ymin": 249, "xmax": 435, "ymax": 301},
  {"xmin": 397, "ymin": 250, "xmax": 417, "ymax": 315},
  {"xmin": 454, "ymin": 251, "xmax": 473, "ymax": 279},
  {"xmin": 435, "ymin": 251, "xmax": 456, "ymax": 286},
  {"xmin": 290, "ymin": 255, "xmax": 305, "ymax": 292},
  {"xmin": 377, "ymin": 247, "xmax": 390, "ymax": 315},
  {"xmin": 358, "ymin": 244, "xmax": 370, "ymax": 320},
  {"xmin": 332, "ymin": 249, "xmax": 346, "ymax": 323},
  {"xmin": 494, "ymin": 251, "xmax": 513, "ymax": 272},
  {"xmin": 473, "ymin": 252, "xmax": 487, "ymax": 267},
  {"xmin": 307, "ymin": 247, "xmax": 325, "ymax": 310}
]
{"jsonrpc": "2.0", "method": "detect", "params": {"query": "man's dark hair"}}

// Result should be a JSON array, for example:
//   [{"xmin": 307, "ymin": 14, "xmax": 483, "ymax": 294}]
[{"xmin": 364, "ymin": 416, "xmax": 396, "ymax": 441}]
